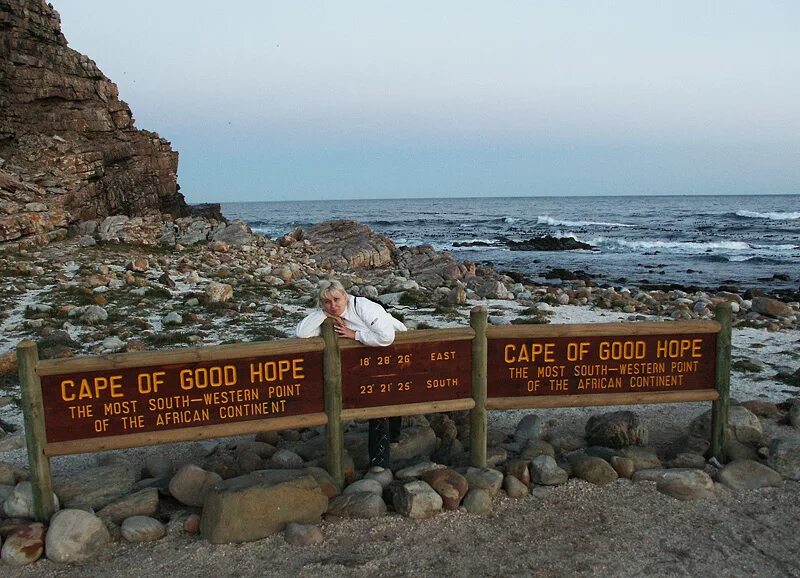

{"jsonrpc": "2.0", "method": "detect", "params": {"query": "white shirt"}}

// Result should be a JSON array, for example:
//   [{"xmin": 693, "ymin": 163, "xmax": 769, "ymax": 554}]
[{"xmin": 295, "ymin": 295, "xmax": 407, "ymax": 346}]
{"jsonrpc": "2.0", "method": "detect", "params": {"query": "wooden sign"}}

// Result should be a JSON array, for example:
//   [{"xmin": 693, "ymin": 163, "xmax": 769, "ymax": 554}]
[
  {"xmin": 487, "ymin": 332, "xmax": 716, "ymax": 398},
  {"xmin": 38, "ymin": 347, "xmax": 324, "ymax": 446},
  {"xmin": 339, "ymin": 336, "xmax": 472, "ymax": 410}
]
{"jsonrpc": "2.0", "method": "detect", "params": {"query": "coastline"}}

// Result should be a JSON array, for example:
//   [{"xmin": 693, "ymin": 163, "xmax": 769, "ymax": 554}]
[{"xmin": 0, "ymin": 217, "xmax": 799, "ymax": 575}]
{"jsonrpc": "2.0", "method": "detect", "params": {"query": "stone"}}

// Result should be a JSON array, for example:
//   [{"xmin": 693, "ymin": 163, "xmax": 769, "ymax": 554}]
[
  {"xmin": 269, "ymin": 449, "xmax": 305, "ymax": 469},
  {"xmin": 520, "ymin": 440, "xmax": 556, "ymax": 460},
  {"xmin": 768, "ymin": 435, "xmax": 800, "ymax": 481},
  {"xmin": 4, "ymin": 482, "xmax": 60, "ymax": 518},
  {"xmin": 0, "ymin": 462, "xmax": 26, "ymax": 486},
  {"xmin": 668, "ymin": 453, "xmax": 707, "ymax": 469},
  {"xmin": 200, "ymin": 471, "xmax": 328, "ymax": 544},
  {"xmin": 79, "ymin": 304, "xmax": 108, "ymax": 324},
  {"xmin": 343, "ymin": 479, "xmax": 383, "ymax": 496},
  {"xmin": 585, "ymin": 411, "xmax": 647, "ymax": 448},
  {"xmin": 392, "ymin": 426, "xmax": 438, "ymax": 463},
  {"xmin": 54, "ymin": 463, "xmax": 137, "ymax": 510},
  {"xmin": 144, "ymin": 454, "xmax": 175, "ymax": 479},
  {"xmin": 305, "ymin": 220, "xmax": 395, "ymax": 269},
  {"xmin": 0, "ymin": 522, "xmax": 45, "ymax": 566},
  {"xmin": 688, "ymin": 405, "xmax": 763, "ymax": 451},
  {"xmin": 530, "ymin": 455, "xmax": 569, "ymax": 486},
  {"xmin": 364, "ymin": 466, "xmax": 394, "ymax": 488},
  {"xmin": 101, "ymin": 336, "xmax": 125, "ymax": 351},
  {"xmin": 656, "ymin": 470, "xmax": 716, "ymax": 500},
  {"xmin": 168, "ymin": 465, "xmax": 222, "ymax": 507},
  {"xmin": 395, "ymin": 461, "xmax": 446, "ymax": 480},
  {"xmin": 210, "ymin": 220, "xmax": 252, "ymax": 246},
  {"xmin": 717, "ymin": 459, "xmax": 783, "ymax": 490},
  {"xmin": 206, "ymin": 282, "xmax": 233, "ymax": 303},
  {"xmin": 572, "ymin": 457, "xmax": 619, "ymax": 486},
  {"xmin": 422, "ymin": 469, "xmax": 468, "ymax": 510},
  {"xmin": 184, "ymin": 514, "xmax": 201, "ymax": 534},
  {"xmin": 462, "ymin": 489, "xmax": 492, "ymax": 514},
  {"xmin": 45, "ymin": 509, "xmax": 111, "ymax": 564},
  {"xmin": 751, "ymin": 296, "xmax": 793, "ymax": 318},
  {"xmin": 514, "ymin": 414, "xmax": 544, "ymax": 445},
  {"xmin": 326, "ymin": 492, "xmax": 387, "ymax": 518},
  {"xmin": 505, "ymin": 459, "xmax": 531, "ymax": 487},
  {"xmin": 393, "ymin": 480, "xmax": 442, "ymax": 519},
  {"xmin": 121, "ymin": 516, "xmax": 166, "ymax": 543},
  {"xmin": 96, "ymin": 488, "xmax": 159, "ymax": 525},
  {"xmin": 619, "ymin": 447, "xmax": 662, "ymax": 470},
  {"xmin": 284, "ymin": 523, "xmax": 323, "ymax": 546},
  {"xmin": 610, "ymin": 456, "xmax": 636, "ymax": 479},
  {"xmin": 504, "ymin": 474, "xmax": 529, "ymax": 498},
  {"xmin": 464, "ymin": 468, "xmax": 504, "ymax": 497},
  {"xmin": 162, "ymin": 312, "xmax": 183, "ymax": 326}
]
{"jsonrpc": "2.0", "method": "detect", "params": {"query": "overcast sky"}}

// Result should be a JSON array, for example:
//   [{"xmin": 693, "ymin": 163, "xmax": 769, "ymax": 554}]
[{"xmin": 52, "ymin": 1, "xmax": 800, "ymax": 203}]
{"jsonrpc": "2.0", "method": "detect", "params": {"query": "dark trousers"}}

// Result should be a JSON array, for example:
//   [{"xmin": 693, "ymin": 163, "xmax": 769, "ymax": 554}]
[{"xmin": 368, "ymin": 416, "xmax": 401, "ymax": 468}]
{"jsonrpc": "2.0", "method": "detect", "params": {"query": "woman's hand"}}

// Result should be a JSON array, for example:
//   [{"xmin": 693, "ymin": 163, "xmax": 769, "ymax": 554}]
[{"xmin": 334, "ymin": 321, "xmax": 356, "ymax": 340}]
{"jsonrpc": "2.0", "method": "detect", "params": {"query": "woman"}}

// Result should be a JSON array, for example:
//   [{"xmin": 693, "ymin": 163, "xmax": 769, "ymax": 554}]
[{"xmin": 296, "ymin": 279, "xmax": 407, "ymax": 468}]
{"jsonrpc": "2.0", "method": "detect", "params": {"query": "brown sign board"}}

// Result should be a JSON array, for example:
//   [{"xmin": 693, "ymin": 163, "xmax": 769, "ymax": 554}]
[
  {"xmin": 38, "ymin": 350, "xmax": 324, "ymax": 444},
  {"xmin": 340, "ymin": 339, "xmax": 472, "ymax": 410},
  {"xmin": 487, "ymin": 333, "xmax": 716, "ymax": 398}
]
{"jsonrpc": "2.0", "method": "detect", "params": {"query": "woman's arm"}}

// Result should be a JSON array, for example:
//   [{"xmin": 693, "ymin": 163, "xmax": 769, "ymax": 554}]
[{"xmin": 295, "ymin": 309, "xmax": 328, "ymax": 338}]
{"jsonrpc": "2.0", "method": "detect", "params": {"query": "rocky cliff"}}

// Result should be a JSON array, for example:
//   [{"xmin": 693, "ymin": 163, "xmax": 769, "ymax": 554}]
[{"xmin": 0, "ymin": 0, "xmax": 190, "ymax": 242}]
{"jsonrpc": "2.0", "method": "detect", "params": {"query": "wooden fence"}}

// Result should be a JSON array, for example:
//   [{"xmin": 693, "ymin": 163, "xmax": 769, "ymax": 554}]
[{"xmin": 17, "ymin": 303, "xmax": 732, "ymax": 521}]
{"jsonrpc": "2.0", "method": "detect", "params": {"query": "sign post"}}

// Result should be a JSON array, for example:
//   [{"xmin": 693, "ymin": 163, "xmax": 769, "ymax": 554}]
[
  {"xmin": 322, "ymin": 319, "xmax": 345, "ymax": 489},
  {"xmin": 17, "ymin": 340, "xmax": 56, "ymax": 521},
  {"xmin": 470, "ymin": 306, "xmax": 488, "ymax": 468},
  {"xmin": 711, "ymin": 303, "xmax": 732, "ymax": 462}
]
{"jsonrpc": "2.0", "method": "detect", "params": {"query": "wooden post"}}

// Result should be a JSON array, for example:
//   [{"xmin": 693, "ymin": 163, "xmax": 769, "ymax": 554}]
[
  {"xmin": 17, "ymin": 340, "xmax": 56, "ymax": 521},
  {"xmin": 321, "ymin": 319, "xmax": 345, "ymax": 489},
  {"xmin": 711, "ymin": 303, "xmax": 732, "ymax": 463},
  {"xmin": 470, "ymin": 306, "xmax": 488, "ymax": 468}
]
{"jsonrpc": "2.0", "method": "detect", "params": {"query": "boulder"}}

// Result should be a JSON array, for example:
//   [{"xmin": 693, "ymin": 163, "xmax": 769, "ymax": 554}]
[
  {"xmin": 392, "ymin": 480, "xmax": 442, "ymax": 519},
  {"xmin": 200, "ymin": 471, "xmax": 328, "ymax": 544},
  {"xmin": 392, "ymin": 426, "xmax": 438, "ymax": 463},
  {"xmin": 463, "ymin": 468, "xmax": 504, "ymax": 497},
  {"xmin": 422, "ymin": 469, "xmax": 468, "ymax": 510},
  {"xmin": 121, "ymin": 516, "xmax": 166, "ymax": 543},
  {"xmin": 656, "ymin": 470, "xmax": 716, "ymax": 501},
  {"xmin": 205, "ymin": 282, "xmax": 233, "ymax": 303},
  {"xmin": 503, "ymin": 474, "xmax": 529, "ymax": 498},
  {"xmin": 53, "ymin": 463, "xmax": 137, "ymax": 510},
  {"xmin": 284, "ymin": 523, "xmax": 323, "ymax": 546},
  {"xmin": 169, "ymin": 465, "xmax": 222, "ymax": 507},
  {"xmin": 610, "ymin": 456, "xmax": 636, "ymax": 478},
  {"xmin": 462, "ymin": 489, "xmax": 492, "ymax": 514},
  {"xmin": 751, "ymin": 296, "xmax": 793, "ymax": 318},
  {"xmin": 688, "ymin": 405, "xmax": 763, "ymax": 452},
  {"xmin": 717, "ymin": 460, "xmax": 783, "ymax": 490},
  {"xmin": 4, "ymin": 481, "xmax": 60, "ymax": 518},
  {"xmin": 585, "ymin": 411, "xmax": 647, "ymax": 448},
  {"xmin": 0, "ymin": 522, "xmax": 45, "ymax": 566},
  {"xmin": 45, "ymin": 509, "xmax": 111, "ymax": 564},
  {"xmin": 572, "ymin": 457, "xmax": 619, "ymax": 486},
  {"xmin": 326, "ymin": 492, "xmax": 387, "ymax": 519},
  {"xmin": 513, "ymin": 414, "xmax": 544, "ymax": 445},
  {"xmin": 530, "ymin": 455, "xmax": 569, "ymax": 486},
  {"xmin": 343, "ymin": 479, "xmax": 383, "ymax": 496},
  {"xmin": 363, "ymin": 466, "xmax": 394, "ymax": 489},
  {"xmin": 96, "ymin": 488, "xmax": 159, "ymax": 525},
  {"xmin": 618, "ymin": 447, "xmax": 662, "ymax": 470},
  {"xmin": 768, "ymin": 435, "xmax": 800, "ymax": 481}
]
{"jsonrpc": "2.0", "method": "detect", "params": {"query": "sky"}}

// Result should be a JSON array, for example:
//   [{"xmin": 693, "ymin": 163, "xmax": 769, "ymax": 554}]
[{"xmin": 52, "ymin": 1, "xmax": 800, "ymax": 203}]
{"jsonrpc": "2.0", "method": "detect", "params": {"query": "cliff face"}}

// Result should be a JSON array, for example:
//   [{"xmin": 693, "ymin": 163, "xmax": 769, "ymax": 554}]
[{"xmin": 0, "ymin": 0, "xmax": 189, "ymax": 223}]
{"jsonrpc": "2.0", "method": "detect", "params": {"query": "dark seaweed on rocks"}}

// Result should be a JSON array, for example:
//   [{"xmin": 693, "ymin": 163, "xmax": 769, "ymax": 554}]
[{"xmin": 506, "ymin": 235, "xmax": 595, "ymax": 252}]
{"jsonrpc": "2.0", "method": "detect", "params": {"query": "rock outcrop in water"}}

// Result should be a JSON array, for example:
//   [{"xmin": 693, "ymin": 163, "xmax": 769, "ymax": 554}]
[{"xmin": 0, "ymin": 0, "xmax": 191, "ymax": 248}]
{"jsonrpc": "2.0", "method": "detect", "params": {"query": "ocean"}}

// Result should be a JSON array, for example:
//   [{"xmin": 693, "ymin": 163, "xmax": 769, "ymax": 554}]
[{"xmin": 221, "ymin": 195, "xmax": 800, "ymax": 294}]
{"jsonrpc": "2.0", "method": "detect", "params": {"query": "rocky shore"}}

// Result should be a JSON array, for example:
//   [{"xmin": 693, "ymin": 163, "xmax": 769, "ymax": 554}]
[{"xmin": 0, "ymin": 215, "xmax": 799, "ymax": 574}]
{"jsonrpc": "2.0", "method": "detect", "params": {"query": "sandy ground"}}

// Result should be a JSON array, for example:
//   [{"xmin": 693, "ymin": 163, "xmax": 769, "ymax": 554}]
[{"xmin": 2, "ymin": 305, "xmax": 800, "ymax": 577}]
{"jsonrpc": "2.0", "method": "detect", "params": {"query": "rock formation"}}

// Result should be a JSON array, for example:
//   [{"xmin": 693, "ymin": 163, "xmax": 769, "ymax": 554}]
[{"xmin": 0, "ymin": 0, "xmax": 191, "ymax": 247}]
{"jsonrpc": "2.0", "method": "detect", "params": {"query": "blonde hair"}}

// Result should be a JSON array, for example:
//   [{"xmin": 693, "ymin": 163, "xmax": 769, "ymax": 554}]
[{"xmin": 317, "ymin": 279, "xmax": 347, "ymax": 307}]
